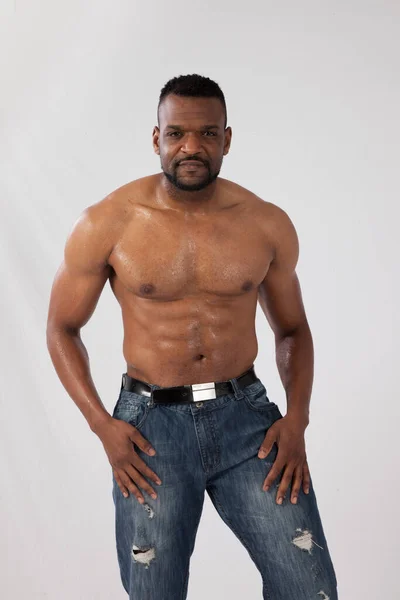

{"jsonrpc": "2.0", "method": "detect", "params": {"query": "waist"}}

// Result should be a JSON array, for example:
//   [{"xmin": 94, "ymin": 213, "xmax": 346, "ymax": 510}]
[{"xmin": 121, "ymin": 364, "xmax": 259, "ymax": 404}]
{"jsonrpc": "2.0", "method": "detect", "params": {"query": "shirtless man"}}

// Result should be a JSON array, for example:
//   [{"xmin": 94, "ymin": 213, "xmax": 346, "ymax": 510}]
[{"xmin": 46, "ymin": 74, "xmax": 338, "ymax": 599}]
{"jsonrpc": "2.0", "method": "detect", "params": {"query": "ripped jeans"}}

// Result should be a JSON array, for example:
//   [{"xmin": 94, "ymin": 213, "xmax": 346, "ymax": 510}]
[{"xmin": 111, "ymin": 372, "xmax": 338, "ymax": 599}]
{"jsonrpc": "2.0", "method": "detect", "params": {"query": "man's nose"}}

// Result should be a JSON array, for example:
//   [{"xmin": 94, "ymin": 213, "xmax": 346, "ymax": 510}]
[{"xmin": 181, "ymin": 133, "xmax": 202, "ymax": 154}]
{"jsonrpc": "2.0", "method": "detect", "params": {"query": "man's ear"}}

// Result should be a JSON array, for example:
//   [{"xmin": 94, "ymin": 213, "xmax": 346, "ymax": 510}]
[
  {"xmin": 223, "ymin": 126, "xmax": 232, "ymax": 155},
  {"xmin": 152, "ymin": 126, "xmax": 160, "ymax": 155}
]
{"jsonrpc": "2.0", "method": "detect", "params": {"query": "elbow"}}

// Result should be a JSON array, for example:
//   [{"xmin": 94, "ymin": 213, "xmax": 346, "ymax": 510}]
[
  {"xmin": 46, "ymin": 321, "xmax": 80, "ymax": 347},
  {"xmin": 275, "ymin": 320, "xmax": 312, "ymax": 342}
]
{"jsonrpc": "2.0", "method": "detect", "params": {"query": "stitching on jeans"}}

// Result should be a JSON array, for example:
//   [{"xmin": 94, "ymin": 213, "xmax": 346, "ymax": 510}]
[
  {"xmin": 244, "ymin": 395, "xmax": 279, "ymax": 414},
  {"xmin": 207, "ymin": 413, "xmax": 221, "ymax": 469},
  {"xmin": 135, "ymin": 402, "xmax": 153, "ymax": 429},
  {"xmin": 159, "ymin": 397, "xmax": 235, "ymax": 414},
  {"xmin": 207, "ymin": 486, "xmax": 272, "ymax": 600},
  {"xmin": 191, "ymin": 411, "xmax": 208, "ymax": 473}
]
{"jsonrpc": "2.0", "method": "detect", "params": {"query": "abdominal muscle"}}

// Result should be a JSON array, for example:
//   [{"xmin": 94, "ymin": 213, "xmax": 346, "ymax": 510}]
[{"xmin": 116, "ymin": 287, "xmax": 259, "ymax": 387}]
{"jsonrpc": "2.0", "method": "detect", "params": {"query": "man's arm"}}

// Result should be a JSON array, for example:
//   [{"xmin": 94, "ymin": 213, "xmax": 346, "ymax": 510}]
[
  {"xmin": 46, "ymin": 202, "xmax": 114, "ymax": 433},
  {"xmin": 46, "ymin": 201, "xmax": 162, "ymax": 502},
  {"xmin": 256, "ymin": 204, "xmax": 312, "ymax": 504},
  {"xmin": 258, "ymin": 205, "xmax": 313, "ymax": 428}
]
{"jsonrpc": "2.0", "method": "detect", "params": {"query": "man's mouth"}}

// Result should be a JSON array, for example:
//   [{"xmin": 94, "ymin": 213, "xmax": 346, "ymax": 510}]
[{"xmin": 179, "ymin": 161, "xmax": 205, "ymax": 168}]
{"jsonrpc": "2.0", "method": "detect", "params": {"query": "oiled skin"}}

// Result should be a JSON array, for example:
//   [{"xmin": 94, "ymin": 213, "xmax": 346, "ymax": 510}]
[
  {"xmin": 46, "ymin": 93, "xmax": 312, "ymax": 512},
  {"xmin": 106, "ymin": 173, "xmax": 275, "ymax": 386}
]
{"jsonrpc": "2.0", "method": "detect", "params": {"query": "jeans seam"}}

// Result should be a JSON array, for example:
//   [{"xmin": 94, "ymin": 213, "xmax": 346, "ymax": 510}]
[{"xmin": 243, "ymin": 396, "xmax": 280, "ymax": 414}]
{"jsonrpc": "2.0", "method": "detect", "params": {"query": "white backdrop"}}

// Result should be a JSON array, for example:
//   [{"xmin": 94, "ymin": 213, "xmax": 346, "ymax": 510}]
[{"xmin": 1, "ymin": 1, "xmax": 399, "ymax": 598}]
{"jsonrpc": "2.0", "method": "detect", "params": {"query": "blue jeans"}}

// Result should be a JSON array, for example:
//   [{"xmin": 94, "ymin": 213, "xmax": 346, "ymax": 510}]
[{"xmin": 111, "ymin": 371, "xmax": 338, "ymax": 599}]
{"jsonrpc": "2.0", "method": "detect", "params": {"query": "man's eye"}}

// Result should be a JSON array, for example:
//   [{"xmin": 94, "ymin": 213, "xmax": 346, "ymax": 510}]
[{"xmin": 167, "ymin": 131, "xmax": 216, "ymax": 137}]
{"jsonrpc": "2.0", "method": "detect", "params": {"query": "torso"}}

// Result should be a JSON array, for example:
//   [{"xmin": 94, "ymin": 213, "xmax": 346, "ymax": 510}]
[{"xmin": 106, "ymin": 173, "xmax": 276, "ymax": 386}]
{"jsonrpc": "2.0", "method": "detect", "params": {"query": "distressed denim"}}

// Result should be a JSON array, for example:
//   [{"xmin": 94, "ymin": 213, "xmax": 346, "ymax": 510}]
[{"xmin": 111, "ymin": 372, "xmax": 338, "ymax": 599}]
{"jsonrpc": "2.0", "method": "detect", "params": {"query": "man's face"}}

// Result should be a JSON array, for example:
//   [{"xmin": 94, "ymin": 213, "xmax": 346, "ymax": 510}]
[{"xmin": 153, "ymin": 94, "xmax": 232, "ymax": 192}]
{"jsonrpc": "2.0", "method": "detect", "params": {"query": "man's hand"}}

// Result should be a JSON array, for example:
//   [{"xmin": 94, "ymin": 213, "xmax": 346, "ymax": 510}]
[
  {"xmin": 95, "ymin": 416, "xmax": 162, "ymax": 503},
  {"xmin": 258, "ymin": 415, "xmax": 310, "ymax": 505}
]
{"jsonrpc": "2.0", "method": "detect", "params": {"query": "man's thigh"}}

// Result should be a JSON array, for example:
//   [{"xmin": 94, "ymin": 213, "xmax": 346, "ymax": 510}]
[
  {"xmin": 111, "ymin": 390, "xmax": 207, "ymax": 597},
  {"xmin": 205, "ymin": 386, "xmax": 338, "ymax": 600}
]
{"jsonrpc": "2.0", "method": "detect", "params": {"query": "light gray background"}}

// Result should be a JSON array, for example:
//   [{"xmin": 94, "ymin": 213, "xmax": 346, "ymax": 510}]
[{"xmin": 1, "ymin": 1, "xmax": 398, "ymax": 598}]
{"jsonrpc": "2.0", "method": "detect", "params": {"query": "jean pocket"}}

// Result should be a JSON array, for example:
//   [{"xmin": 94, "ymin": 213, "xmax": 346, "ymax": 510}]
[
  {"xmin": 112, "ymin": 390, "xmax": 150, "ymax": 430},
  {"xmin": 243, "ymin": 383, "xmax": 278, "ymax": 413}
]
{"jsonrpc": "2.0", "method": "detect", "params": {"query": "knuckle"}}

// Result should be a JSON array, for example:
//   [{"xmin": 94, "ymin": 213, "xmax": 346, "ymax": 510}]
[
  {"xmin": 113, "ymin": 457, "xmax": 127, "ymax": 469},
  {"xmin": 274, "ymin": 463, "xmax": 285, "ymax": 475},
  {"xmin": 283, "ymin": 474, "xmax": 292, "ymax": 485}
]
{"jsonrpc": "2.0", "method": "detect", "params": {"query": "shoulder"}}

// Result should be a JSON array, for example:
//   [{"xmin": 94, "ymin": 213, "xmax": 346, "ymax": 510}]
[
  {"xmin": 84, "ymin": 174, "xmax": 157, "ymax": 219},
  {"xmin": 65, "ymin": 176, "xmax": 155, "ymax": 270},
  {"xmin": 75, "ymin": 174, "xmax": 157, "ymax": 232},
  {"xmin": 257, "ymin": 201, "xmax": 299, "ymax": 270},
  {"xmin": 219, "ymin": 177, "xmax": 297, "ymax": 231},
  {"xmin": 219, "ymin": 177, "xmax": 299, "ymax": 264}
]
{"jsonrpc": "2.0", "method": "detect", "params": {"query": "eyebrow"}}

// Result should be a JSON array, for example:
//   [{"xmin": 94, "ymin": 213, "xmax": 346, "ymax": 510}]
[{"xmin": 165, "ymin": 124, "xmax": 220, "ymax": 130}]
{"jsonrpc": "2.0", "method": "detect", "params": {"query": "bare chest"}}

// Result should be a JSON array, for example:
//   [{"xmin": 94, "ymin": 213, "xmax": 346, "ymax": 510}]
[{"xmin": 108, "ymin": 206, "xmax": 273, "ymax": 300}]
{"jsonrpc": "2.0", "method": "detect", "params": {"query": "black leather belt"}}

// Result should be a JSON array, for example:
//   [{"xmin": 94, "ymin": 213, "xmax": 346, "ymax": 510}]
[{"xmin": 122, "ymin": 365, "xmax": 258, "ymax": 404}]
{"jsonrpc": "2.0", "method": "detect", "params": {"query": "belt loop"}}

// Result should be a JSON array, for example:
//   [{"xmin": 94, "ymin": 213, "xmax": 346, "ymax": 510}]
[
  {"xmin": 229, "ymin": 375, "xmax": 245, "ymax": 400},
  {"xmin": 148, "ymin": 382, "xmax": 161, "ymax": 407}
]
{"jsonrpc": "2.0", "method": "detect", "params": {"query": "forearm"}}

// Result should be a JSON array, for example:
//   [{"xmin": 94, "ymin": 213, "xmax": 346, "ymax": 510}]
[
  {"xmin": 46, "ymin": 326, "xmax": 111, "ymax": 434},
  {"xmin": 275, "ymin": 323, "xmax": 314, "ymax": 428}
]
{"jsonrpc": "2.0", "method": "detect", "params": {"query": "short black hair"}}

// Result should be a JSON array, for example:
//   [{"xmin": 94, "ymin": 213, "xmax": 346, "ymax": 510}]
[{"xmin": 158, "ymin": 74, "xmax": 227, "ymax": 129}]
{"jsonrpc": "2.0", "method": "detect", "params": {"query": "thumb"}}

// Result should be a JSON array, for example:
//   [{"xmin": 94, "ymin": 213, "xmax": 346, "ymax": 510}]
[{"xmin": 258, "ymin": 430, "xmax": 276, "ymax": 459}]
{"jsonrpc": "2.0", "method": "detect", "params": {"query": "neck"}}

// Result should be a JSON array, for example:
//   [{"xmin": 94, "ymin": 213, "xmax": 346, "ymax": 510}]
[{"xmin": 157, "ymin": 173, "xmax": 220, "ymax": 214}]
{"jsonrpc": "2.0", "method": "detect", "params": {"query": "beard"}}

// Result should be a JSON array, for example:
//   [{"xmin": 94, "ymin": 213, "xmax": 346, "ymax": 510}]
[{"xmin": 161, "ymin": 159, "xmax": 220, "ymax": 192}]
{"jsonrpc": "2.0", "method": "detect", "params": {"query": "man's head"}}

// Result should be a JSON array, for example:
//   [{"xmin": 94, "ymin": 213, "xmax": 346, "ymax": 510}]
[{"xmin": 153, "ymin": 74, "xmax": 232, "ymax": 192}]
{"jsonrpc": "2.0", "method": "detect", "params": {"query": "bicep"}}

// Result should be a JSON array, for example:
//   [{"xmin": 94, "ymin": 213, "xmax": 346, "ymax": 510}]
[
  {"xmin": 258, "ymin": 207, "xmax": 308, "ymax": 337},
  {"xmin": 47, "ymin": 207, "xmax": 112, "ymax": 332}
]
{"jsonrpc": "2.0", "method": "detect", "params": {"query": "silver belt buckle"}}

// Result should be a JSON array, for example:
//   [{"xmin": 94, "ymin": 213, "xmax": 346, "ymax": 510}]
[{"xmin": 191, "ymin": 381, "xmax": 217, "ymax": 402}]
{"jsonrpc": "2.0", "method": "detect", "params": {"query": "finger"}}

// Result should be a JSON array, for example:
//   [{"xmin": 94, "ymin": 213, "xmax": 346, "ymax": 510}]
[
  {"xmin": 113, "ymin": 470, "xmax": 129, "ymax": 499},
  {"xmin": 131, "ymin": 452, "xmax": 162, "ymax": 486},
  {"xmin": 262, "ymin": 457, "xmax": 286, "ymax": 491},
  {"xmin": 129, "ymin": 428, "xmax": 157, "ymax": 457},
  {"xmin": 302, "ymin": 461, "xmax": 311, "ymax": 494},
  {"xmin": 258, "ymin": 433, "xmax": 276, "ymax": 459},
  {"xmin": 276, "ymin": 465, "xmax": 295, "ymax": 504},
  {"xmin": 116, "ymin": 469, "xmax": 144, "ymax": 504},
  {"xmin": 290, "ymin": 464, "xmax": 303, "ymax": 504},
  {"xmin": 125, "ymin": 464, "xmax": 158, "ymax": 500}
]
